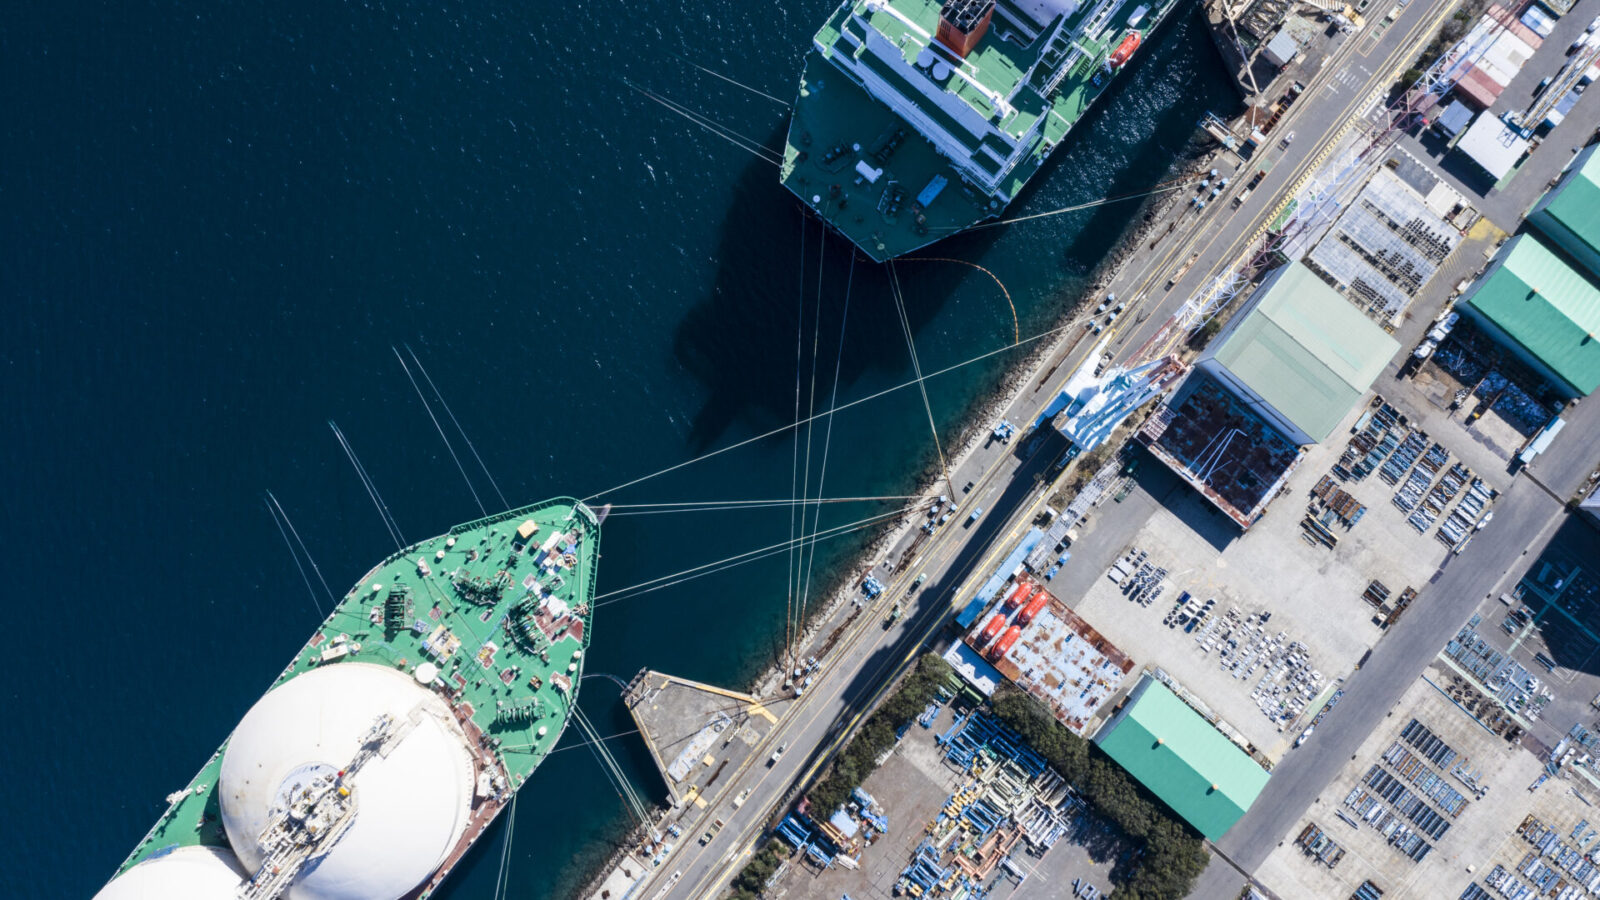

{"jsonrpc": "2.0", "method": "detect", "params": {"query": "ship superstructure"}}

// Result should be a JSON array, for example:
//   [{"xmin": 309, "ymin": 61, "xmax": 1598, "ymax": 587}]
[
  {"xmin": 97, "ymin": 498, "xmax": 600, "ymax": 900},
  {"xmin": 781, "ymin": 0, "xmax": 1184, "ymax": 261}
]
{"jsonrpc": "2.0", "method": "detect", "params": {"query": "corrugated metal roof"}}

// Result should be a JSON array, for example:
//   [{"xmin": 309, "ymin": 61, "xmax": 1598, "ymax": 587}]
[
  {"xmin": 1456, "ymin": 114, "xmax": 1528, "ymax": 178},
  {"xmin": 1455, "ymin": 67, "xmax": 1503, "ymax": 109},
  {"xmin": 1095, "ymin": 680, "xmax": 1269, "ymax": 840},
  {"xmin": 1530, "ymin": 145, "xmax": 1600, "ymax": 277},
  {"xmin": 1211, "ymin": 263, "xmax": 1399, "ymax": 443},
  {"xmin": 1464, "ymin": 234, "xmax": 1600, "ymax": 395}
]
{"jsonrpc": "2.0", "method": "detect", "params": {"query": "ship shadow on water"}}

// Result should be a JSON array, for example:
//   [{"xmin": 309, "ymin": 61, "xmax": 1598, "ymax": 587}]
[
  {"xmin": 672, "ymin": 9, "xmax": 1240, "ymax": 451},
  {"xmin": 1013, "ymin": 7, "xmax": 1241, "ymax": 281},
  {"xmin": 672, "ymin": 123, "xmax": 1007, "ymax": 451}
]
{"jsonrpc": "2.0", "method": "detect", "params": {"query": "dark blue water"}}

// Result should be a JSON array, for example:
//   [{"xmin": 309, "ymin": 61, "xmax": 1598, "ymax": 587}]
[{"xmin": 1, "ymin": 2, "xmax": 1237, "ymax": 897}]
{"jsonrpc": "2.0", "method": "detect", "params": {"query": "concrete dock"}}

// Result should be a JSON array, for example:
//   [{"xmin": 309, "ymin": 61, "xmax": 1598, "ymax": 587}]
[{"xmin": 622, "ymin": 670, "xmax": 780, "ymax": 810}]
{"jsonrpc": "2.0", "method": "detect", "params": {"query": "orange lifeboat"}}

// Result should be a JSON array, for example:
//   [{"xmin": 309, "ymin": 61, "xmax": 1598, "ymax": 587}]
[
  {"xmin": 1001, "ymin": 582, "xmax": 1031, "ymax": 612},
  {"xmin": 1109, "ymin": 32, "xmax": 1142, "ymax": 68},
  {"xmin": 1017, "ymin": 591, "xmax": 1050, "ymax": 627},
  {"xmin": 976, "ymin": 613, "xmax": 1006, "ymax": 646},
  {"xmin": 989, "ymin": 625, "xmax": 1023, "ymax": 661}
]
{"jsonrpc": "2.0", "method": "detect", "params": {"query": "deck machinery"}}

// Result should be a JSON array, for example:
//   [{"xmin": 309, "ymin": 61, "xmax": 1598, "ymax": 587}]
[
  {"xmin": 781, "ymin": 0, "xmax": 1187, "ymax": 261},
  {"xmin": 96, "ymin": 498, "xmax": 601, "ymax": 900}
]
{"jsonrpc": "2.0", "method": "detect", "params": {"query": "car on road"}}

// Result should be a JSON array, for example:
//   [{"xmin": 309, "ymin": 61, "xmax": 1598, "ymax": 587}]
[
  {"xmin": 769, "ymin": 744, "xmax": 787, "ymax": 766},
  {"xmin": 700, "ymin": 819, "xmax": 724, "ymax": 844},
  {"xmin": 733, "ymin": 789, "xmax": 751, "ymax": 809}
]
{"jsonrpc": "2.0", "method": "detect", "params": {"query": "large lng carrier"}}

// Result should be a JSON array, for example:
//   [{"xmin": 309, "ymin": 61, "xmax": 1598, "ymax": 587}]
[
  {"xmin": 781, "ymin": 0, "xmax": 1183, "ymax": 261},
  {"xmin": 96, "ymin": 498, "xmax": 600, "ymax": 900}
]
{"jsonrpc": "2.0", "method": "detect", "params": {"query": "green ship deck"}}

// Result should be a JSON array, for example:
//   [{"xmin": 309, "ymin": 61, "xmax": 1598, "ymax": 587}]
[
  {"xmin": 110, "ymin": 497, "xmax": 600, "ymax": 898},
  {"xmin": 781, "ymin": 0, "xmax": 1185, "ymax": 261}
]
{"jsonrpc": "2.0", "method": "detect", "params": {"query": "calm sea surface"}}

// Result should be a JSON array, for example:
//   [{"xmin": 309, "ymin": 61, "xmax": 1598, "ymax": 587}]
[{"xmin": 1, "ymin": 2, "xmax": 1237, "ymax": 896}]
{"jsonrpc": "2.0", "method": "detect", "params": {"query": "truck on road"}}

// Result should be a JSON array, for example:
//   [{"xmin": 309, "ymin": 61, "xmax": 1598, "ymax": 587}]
[{"xmin": 700, "ymin": 819, "xmax": 725, "ymax": 845}]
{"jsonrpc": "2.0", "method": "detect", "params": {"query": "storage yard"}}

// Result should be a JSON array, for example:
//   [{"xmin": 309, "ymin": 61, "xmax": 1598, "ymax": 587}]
[
  {"xmin": 1254, "ymin": 659, "xmax": 1600, "ymax": 900},
  {"xmin": 771, "ymin": 701, "xmax": 1126, "ymax": 900},
  {"xmin": 1441, "ymin": 518, "xmax": 1600, "ymax": 755},
  {"xmin": 1248, "ymin": 516, "xmax": 1600, "ymax": 899},
  {"xmin": 1065, "ymin": 385, "xmax": 1503, "ymax": 763},
  {"xmin": 1255, "ymin": 674, "xmax": 1542, "ymax": 899}
]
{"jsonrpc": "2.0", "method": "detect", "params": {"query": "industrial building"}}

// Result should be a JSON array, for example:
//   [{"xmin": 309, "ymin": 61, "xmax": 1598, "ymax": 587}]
[
  {"xmin": 1305, "ymin": 166, "xmax": 1463, "ymax": 323},
  {"xmin": 1196, "ymin": 262, "xmax": 1400, "ymax": 446},
  {"xmin": 959, "ymin": 576, "xmax": 1136, "ymax": 735},
  {"xmin": 1138, "ymin": 262, "xmax": 1397, "ymax": 529},
  {"xmin": 1454, "ymin": 114, "xmax": 1530, "ymax": 182},
  {"xmin": 1527, "ymin": 145, "xmax": 1600, "ymax": 279},
  {"xmin": 1139, "ymin": 371, "xmax": 1304, "ymax": 529},
  {"xmin": 1449, "ymin": 5, "xmax": 1543, "ymax": 110},
  {"xmin": 1094, "ymin": 676, "xmax": 1270, "ymax": 840},
  {"xmin": 1458, "ymin": 234, "xmax": 1600, "ymax": 398},
  {"xmin": 1036, "ymin": 345, "xmax": 1188, "ymax": 452}
]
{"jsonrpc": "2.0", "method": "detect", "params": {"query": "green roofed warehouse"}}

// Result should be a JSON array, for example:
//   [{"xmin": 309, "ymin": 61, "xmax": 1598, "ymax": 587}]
[
  {"xmin": 1527, "ymin": 144, "xmax": 1600, "ymax": 280},
  {"xmin": 1197, "ymin": 262, "xmax": 1400, "ymax": 445},
  {"xmin": 1094, "ymin": 677, "xmax": 1269, "ymax": 841},
  {"xmin": 1460, "ymin": 234, "xmax": 1600, "ymax": 398}
]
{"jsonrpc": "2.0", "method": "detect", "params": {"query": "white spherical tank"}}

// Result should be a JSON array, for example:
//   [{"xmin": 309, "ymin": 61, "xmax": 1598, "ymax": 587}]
[
  {"xmin": 219, "ymin": 662, "xmax": 477, "ymax": 900},
  {"xmin": 94, "ymin": 846, "xmax": 245, "ymax": 899}
]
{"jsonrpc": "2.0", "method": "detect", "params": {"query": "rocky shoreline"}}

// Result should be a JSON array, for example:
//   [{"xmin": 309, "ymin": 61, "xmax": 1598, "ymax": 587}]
[{"xmin": 571, "ymin": 135, "xmax": 1227, "ymax": 900}]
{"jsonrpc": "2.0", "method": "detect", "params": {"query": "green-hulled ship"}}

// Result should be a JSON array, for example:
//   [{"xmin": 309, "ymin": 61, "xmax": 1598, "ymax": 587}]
[
  {"xmin": 97, "ymin": 498, "xmax": 600, "ymax": 900},
  {"xmin": 782, "ymin": 0, "xmax": 1184, "ymax": 261}
]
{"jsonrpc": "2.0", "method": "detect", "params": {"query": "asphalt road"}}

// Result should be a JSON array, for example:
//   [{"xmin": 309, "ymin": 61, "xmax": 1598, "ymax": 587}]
[{"xmin": 636, "ymin": 2, "xmax": 1513, "ymax": 896}]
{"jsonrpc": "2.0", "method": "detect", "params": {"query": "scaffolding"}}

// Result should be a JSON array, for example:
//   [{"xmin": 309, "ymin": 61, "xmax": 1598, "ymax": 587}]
[{"xmin": 1306, "ymin": 169, "xmax": 1460, "ymax": 323}]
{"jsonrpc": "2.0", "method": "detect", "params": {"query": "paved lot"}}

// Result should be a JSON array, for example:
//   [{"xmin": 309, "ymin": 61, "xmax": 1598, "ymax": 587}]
[
  {"xmin": 1253, "ymin": 673, "xmax": 1542, "ymax": 899},
  {"xmin": 1394, "ymin": 0, "xmax": 1600, "ymax": 233},
  {"xmin": 781, "ymin": 705, "xmax": 1124, "ymax": 900},
  {"xmin": 629, "ymin": 0, "xmax": 1600, "ymax": 895},
  {"xmin": 1059, "ymin": 389, "xmax": 1504, "ymax": 765}
]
